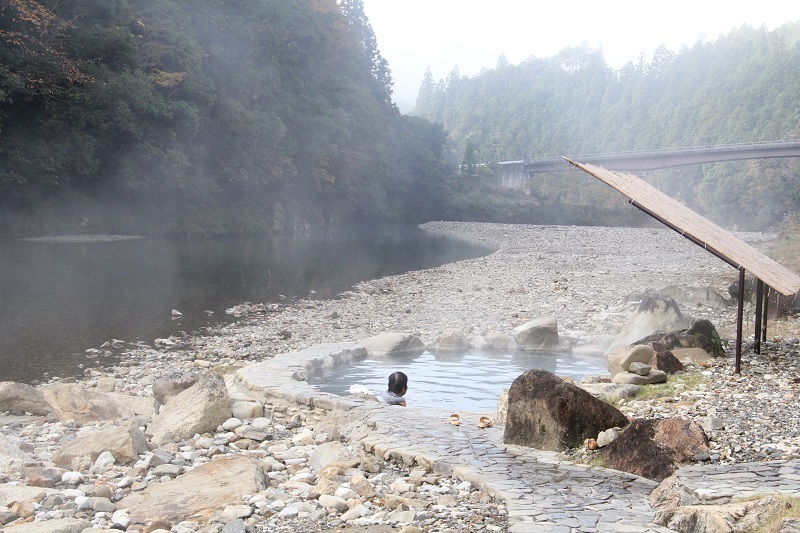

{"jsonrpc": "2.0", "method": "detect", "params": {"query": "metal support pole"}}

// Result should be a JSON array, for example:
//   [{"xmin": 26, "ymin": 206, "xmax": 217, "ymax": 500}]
[
  {"xmin": 762, "ymin": 288, "xmax": 770, "ymax": 342},
  {"xmin": 735, "ymin": 267, "xmax": 746, "ymax": 374},
  {"xmin": 754, "ymin": 279, "xmax": 764, "ymax": 354}
]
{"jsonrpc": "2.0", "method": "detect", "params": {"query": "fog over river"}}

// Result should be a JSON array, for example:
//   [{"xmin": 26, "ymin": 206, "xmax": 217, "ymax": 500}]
[{"xmin": 0, "ymin": 224, "xmax": 492, "ymax": 384}]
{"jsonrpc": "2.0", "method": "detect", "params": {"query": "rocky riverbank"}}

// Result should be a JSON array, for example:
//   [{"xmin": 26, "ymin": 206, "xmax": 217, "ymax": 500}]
[{"xmin": 2, "ymin": 221, "xmax": 799, "ymax": 532}]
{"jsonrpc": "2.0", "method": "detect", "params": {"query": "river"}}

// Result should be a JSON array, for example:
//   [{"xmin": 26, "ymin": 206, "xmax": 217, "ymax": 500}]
[{"xmin": 0, "ymin": 224, "xmax": 493, "ymax": 384}]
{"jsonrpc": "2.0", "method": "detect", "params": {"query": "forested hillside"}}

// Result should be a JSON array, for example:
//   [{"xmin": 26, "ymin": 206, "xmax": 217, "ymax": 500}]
[
  {"xmin": 0, "ymin": 0, "xmax": 453, "ymax": 236},
  {"xmin": 415, "ymin": 23, "xmax": 800, "ymax": 231},
  {"xmin": 5, "ymin": 4, "xmax": 800, "ymax": 237}
]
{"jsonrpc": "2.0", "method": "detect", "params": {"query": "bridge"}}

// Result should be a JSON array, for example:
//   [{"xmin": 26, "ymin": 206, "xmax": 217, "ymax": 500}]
[{"xmin": 496, "ymin": 139, "xmax": 800, "ymax": 189}]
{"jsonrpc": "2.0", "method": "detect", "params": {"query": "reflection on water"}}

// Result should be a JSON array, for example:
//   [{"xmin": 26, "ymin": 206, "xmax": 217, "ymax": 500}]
[
  {"xmin": 0, "ymin": 224, "xmax": 493, "ymax": 383},
  {"xmin": 308, "ymin": 350, "xmax": 608, "ymax": 412}
]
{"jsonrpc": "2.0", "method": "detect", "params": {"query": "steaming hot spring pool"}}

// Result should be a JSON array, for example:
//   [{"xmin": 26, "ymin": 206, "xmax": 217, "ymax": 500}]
[{"xmin": 308, "ymin": 350, "xmax": 607, "ymax": 412}]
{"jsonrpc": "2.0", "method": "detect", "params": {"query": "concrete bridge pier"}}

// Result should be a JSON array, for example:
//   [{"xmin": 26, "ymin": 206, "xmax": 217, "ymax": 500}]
[{"xmin": 496, "ymin": 160, "xmax": 530, "ymax": 193}]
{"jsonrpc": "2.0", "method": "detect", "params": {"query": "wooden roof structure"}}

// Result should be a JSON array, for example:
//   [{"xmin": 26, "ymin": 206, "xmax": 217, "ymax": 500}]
[{"xmin": 566, "ymin": 158, "xmax": 800, "ymax": 372}]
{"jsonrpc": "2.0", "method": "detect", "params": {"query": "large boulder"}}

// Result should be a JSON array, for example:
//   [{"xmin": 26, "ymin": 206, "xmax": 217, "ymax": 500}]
[
  {"xmin": 42, "ymin": 384, "xmax": 134, "ymax": 423},
  {"xmin": 600, "ymin": 418, "xmax": 708, "ymax": 481},
  {"xmin": 359, "ymin": 333, "xmax": 424, "ymax": 357},
  {"xmin": 689, "ymin": 287, "xmax": 732, "ymax": 310},
  {"xmin": 608, "ymin": 344, "xmax": 654, "ymax": 377},
  {"xmin": 655, "ymin": 497, "xmax": 790, "ymax": 533},
  {"xmin": 429, "ymin": 328, "xmax": 468, "ymax": 353},
  {"xmin": 607, "ymin": 293, "xmax": 685, "ymax": 354},
  {"xmin": 671, "ymin": 347, "xmax": 713, "ymax": 366},
  {"xmin": 151, "ymin": 372, "xmax": 199, "ymax": 406},
  {"xmin": 512, "ymin": 316, "xmax": 559, "ymax": 351},
  {"xmin": 631, "ymin": 319, "xmax": 723, "ymax": 358},
  {"xmin": 650, "ymin": 350, "xmax": 685, "ymax": 374},
  {"xmin": 503, "ymin": 369, "xmax": 629, "ymax": 451},
  {"xmin": 52, "ymin": 425, "xmax": 148, "ymax": 469},
  {"xmin": 649, "ymin": 463, "xmax": 798, "ymax": 533},
  {"xmin": 147, "ymin": 371, "xmax": 230, "ymax": 445},
  {"xmin": 117, "ymin": 456, "xmax": 268, "ymax": 525},
  {"xmin": 485, "ymin": 330, "xmax": 515, "ymax": 351},
  {"xmin": 0, "ymin": 382, "xmax": 51, "ymax": 416},
  {"xmin": 651, "ymin": 474, "xmax": 790, "ymax": 532},
  {"xmin": 685, "ymin": 319, "xmax": 724, "ymax": 355}
]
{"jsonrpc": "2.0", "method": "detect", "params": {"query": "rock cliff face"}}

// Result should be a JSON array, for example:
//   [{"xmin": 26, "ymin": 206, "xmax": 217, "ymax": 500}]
[{"xmin": 503, "ymin": 369, "xmax": 629, "ymax": 451}]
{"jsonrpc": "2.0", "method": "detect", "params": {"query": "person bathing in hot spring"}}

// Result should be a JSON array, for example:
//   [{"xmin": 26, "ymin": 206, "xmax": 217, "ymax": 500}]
[{"xmin": 376, "ymin": 371, "xmax": 407, "ymax": 406}]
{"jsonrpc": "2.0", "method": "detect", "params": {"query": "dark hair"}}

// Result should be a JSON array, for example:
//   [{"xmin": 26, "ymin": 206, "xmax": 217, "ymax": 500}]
[{"xmin": 387, "ymin": 371, "xmax": 408, "ymax": 394}]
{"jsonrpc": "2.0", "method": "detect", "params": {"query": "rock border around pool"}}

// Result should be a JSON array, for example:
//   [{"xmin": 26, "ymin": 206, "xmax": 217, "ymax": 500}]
[{"xmin": 234, "ymin": 342, "xmax": 376, "ymax": 411}]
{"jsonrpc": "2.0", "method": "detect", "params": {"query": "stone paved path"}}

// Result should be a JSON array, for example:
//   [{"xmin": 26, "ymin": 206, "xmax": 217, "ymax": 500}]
[
  {"xmin": 361, "ymin": 407, "xmax": 671, "ymax": 532},
  {"xmin": 235, "ymin": 345, "xmax": 800, "ymax": 532}
]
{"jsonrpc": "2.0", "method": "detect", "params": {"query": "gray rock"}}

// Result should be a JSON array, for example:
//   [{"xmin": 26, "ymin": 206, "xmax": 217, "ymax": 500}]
[
  {"xmin": 0, "ymin": 432, "xmax": 32, "ymax": 470},
  {"xmin": 467, "ymin": 335, "xmax": 490, "ymax": 350},
  {"xmin": 230, "ymin": 400, "xmax": 264, "ymax": 420},
  {"xmin": 308, "ymin": 441, "xmax": 343, "ymax": 474},
  {"xmin": 578, "ymin": 382, "xmax": 641, "ymax": 403},
  {"xmin": 95, "ymin": 376, "xmax": 116, "ymax": 392},
  {"xmin": 485, "ymin": 330, "xmax": 514, "ymax": 351},
  {"xmin": 601, "ymin": 418, "xmax": 708, "ymax": 481},
  {"xmin": 596, "ymin": 427, "xmax": 622, "ymax": 448},
  {"xmin": 42, "ymin": 384, "xmax": 133, "ymax": 423},
  {"xmin": 612, "ymin": 370, "xmax": 667, "ymax": 385},
  {"xmin": 655, "ymin": 495, "xmax": 790, "ymax": 532},
  {"xmin": 86, "ymin": 496, "xmax": 116, "ymax": 513},
  {"xmin": 629, "ymin": 361, "xmax": 652, "ymax": 376},
  {"xmin": 151, "ymin": 372, "xmax": 198, "ymax": 406},
  {"xmin": 512, "ymin": 316, "xmax": 559, "ymax": 351},
  {"xmin": 1, "ymin": 518, "xmax": 92, "ymax": 532},
  {"xmin": 429, "ymin": 328, "xmax": 468, "ymax": 352},
  {"xmin": 503, "ymin": 369, "xmax": 629, "ymax": 451},
  {"xmin": 608, "ymin": 344, "xmax": 654, "ymax": 376},
  {"xmin": 52, "ymin": 425, "xmax": 148, "ymax": 468},
  {"xmin": 359, "ymin": 332, "xmax": 425, "ymax": 357},
  {"xmin": 0, "ymin": 381, "xmax": 50, "ymax": 415},
  {"xmin": 117, "ymin": 456, "xmax": 268, "ymax": 525},
  {"xmin": 701, "ymin": 417, "xmax": 726, "ymax": 432},
  {"xmin": 318, "ymin": 494, "xmax": 349, "ymax": 513},
  {"xmin": 148, "ymin": 371, "xmax": 231, "ymax": 445},
  {"xmin": 607, "ymin": 293, "xmax": 685, "ymax": 353}
]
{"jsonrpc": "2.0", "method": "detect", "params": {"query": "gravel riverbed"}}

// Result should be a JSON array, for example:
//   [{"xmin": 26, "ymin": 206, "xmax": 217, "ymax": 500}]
[
  {"xmin": 194, "ymin": 221, "xmax": 800, "ymax": 466},
  {"xmin": 4, "ymin": 221, "xmax": 800, "ymax": 532}
]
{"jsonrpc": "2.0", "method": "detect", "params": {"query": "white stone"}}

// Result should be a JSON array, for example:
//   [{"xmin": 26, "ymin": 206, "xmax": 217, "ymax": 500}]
[
  {"xmin": 95, "ymin": 450, "xmax": 117, "ymax": 467},
  {"xmin": 74, "ymin": 495, "xmax": 90, "ymax": 510},
  {"xmin": 291, "ymin": 429, "xmax": 314, "ymax": 446},
  {"xmin": 222, "ymin": 418, "xmax": 243, "ymax": 431},
  {"xmin": 334, "ymin": 486, "xmax": 358, "ymax": 500},
  {"xmin": 597, "ymin": 427, "xmax": 623, "ymax": 448},
  {"xmin": 222, "ymin": 504, "xmax": 253, "ymax": 518},
  {"xmin": 319, "ymin": 494, "xmax": 348, "ymax": 512},
  {"xmin": 251, "ymin": 417, "xmax": 272, "ymax": 430},
  {"xmin": 389, "ymin": 480, "xmax": 415, "ymax": 493},
  {"xmin": 111, "ymin": 510, "xmax": 131, "ymax": 528},
  {"xmin": 61, "ymin": 471, "xmax": 83, "ymax": 484},
  {"xmin": 278, "ymin": 506, "xmax": 299, "ymax": 518}
]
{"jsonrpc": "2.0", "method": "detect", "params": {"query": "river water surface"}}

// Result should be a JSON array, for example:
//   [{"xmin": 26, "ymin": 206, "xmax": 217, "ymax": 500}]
[{"xmin": 0, "ymin": 224, "xmax": 492, "ymax": 383}]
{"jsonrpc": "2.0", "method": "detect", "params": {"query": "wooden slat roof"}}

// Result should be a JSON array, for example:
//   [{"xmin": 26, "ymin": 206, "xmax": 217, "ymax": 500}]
[{"xmin": 565, "ymin": 159, "xmax": 800, "ymax": 296}]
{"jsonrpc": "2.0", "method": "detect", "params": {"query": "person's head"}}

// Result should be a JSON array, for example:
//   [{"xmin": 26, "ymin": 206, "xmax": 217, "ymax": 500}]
[{"xmin": 387, "ymin": 371, "xmax": 408, "ymax": 396}]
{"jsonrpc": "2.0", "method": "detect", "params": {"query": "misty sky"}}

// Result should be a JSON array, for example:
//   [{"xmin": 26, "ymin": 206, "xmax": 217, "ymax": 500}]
[{"xmin": 363, "ymin": 0, "xmax": 800, "ymax": 112}]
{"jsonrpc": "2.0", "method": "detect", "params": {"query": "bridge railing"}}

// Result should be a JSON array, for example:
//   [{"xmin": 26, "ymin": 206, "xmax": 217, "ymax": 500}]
[{"xmin": 522, "ymin": 139, "xmax": 800, "ymax": 164}]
